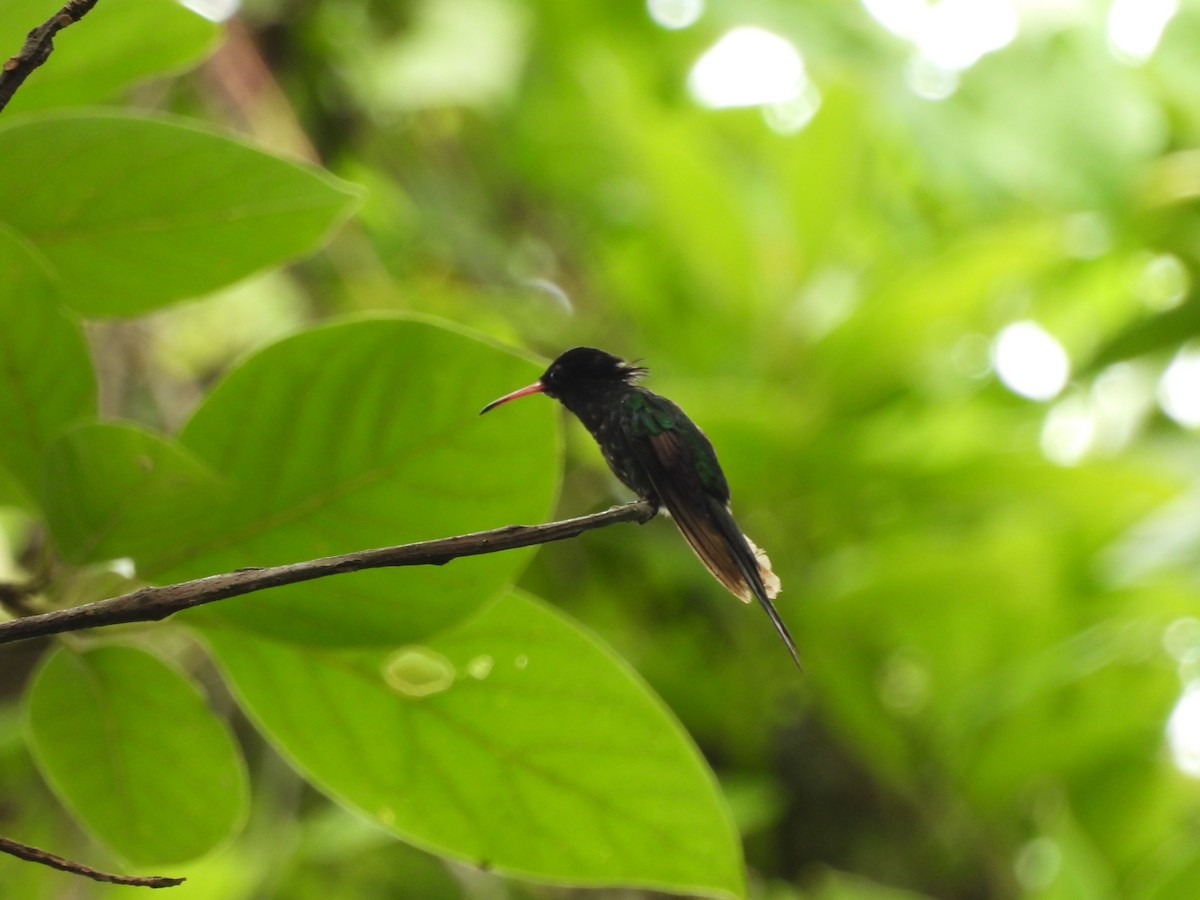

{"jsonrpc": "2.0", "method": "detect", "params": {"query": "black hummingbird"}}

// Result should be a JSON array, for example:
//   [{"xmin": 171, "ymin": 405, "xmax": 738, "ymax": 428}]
[{"xmin": 480, "ymin": 347, "xmax": 801, "ymax": 670}]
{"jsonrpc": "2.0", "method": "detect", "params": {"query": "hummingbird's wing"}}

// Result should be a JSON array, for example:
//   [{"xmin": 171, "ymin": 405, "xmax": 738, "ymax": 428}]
[{"xmin": 620, "ymin": 392, "xmax": 802, "ymax": 670}]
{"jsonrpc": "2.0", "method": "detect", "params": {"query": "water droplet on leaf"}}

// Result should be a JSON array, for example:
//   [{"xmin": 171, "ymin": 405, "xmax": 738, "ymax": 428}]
[
  {"xmin": 466, "ymin": 654, "xmax": 494, "ymax": 679},
  {"xmin": 381, "ymin": 647, "xmax": 455, "ymax": 698}
]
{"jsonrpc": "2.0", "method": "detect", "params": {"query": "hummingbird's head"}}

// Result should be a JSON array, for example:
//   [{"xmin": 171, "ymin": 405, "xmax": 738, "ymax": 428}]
[
  {"xmin": 479, "ymin": 347, "xmax": 646, "ymax": 414},
  {"xmin": 540, "ymin": 347, "xmax": 646, "ymax": 398}
]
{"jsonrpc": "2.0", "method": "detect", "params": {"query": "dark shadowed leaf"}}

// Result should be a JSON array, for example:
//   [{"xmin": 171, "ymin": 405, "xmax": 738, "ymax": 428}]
[
  {"xmin": 41, "ymin": 422, "xmax": 228, "ymax": 565},
  {"xmin": 24, "ymin": 644, "xmax": 247, "ymax": 866},
  {"xmin": 0, "ymin": 229, "xmax": 95, "ymax": 499}
]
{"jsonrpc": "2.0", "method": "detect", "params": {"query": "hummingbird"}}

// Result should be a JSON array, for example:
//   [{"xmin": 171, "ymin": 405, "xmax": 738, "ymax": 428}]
[{"xmin": 480, "ymin": 347, "xmax": 801, "ymax": 670}]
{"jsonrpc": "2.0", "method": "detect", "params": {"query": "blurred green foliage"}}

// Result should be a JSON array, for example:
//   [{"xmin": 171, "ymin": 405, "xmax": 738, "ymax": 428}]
[{"xmin": 3, "ymin": 0, "xmax": 1200, "ymax": 898}]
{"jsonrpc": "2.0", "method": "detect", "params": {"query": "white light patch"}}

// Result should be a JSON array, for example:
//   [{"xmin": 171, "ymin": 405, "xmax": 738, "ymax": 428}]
[
  {"xmin": 1159, "ymin": 347, "xmax": 1200, "ymax": 428},
  {"xmin": 918, "ymin": 0, "xmax": 1018, "ymax": 71},
  {"xmin": 109, "ymin": 557, "xmax": 137, "ymax": 579},
  {"xmin": 1168, "ymin": 683, "xmax": 1200, "ymax": 778},
  {"xmin": 179, "ymin": 0, "xmax": 240, "ymax": 22},
  {"xmin": 862, "ymin": 0, "xmax": 1018, "ymax": 74},
  {"xmin": 647, "ymin": 0, "xmax": 704, "ymax": 29},
  {"xmin": 992, "ymin": 321, "xmax": 1070, "ymax": 402},
  {"xmin": 1107, "ymin": 0, "xmax": 1178, "ymax": 65},
  {"xmin": 688, "ymin": 27, "xmax": 807, "ymax": 108}
]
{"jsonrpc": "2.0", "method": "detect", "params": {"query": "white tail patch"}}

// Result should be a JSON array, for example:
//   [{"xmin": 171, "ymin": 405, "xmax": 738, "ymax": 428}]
[
  {"xmin": 752, "ymin": 537, "xmax": 782, "ymax": 598},
  {"xmin": 732, "ymin": 534, "xmax": 780, "ymax": 603}
]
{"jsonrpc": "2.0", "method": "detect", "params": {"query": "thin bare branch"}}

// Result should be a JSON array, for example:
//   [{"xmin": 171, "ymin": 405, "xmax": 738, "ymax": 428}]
[
  {"xmin": 0, "ymin": 501, "xmax": 657, "ymax": 646},
  {"xmin": 0, "ymin": 0, "xmax": 102, "ymax": 113},
  {"xmin": 0, "ymin": 835, "xmax": 184, "ymax": 888}
]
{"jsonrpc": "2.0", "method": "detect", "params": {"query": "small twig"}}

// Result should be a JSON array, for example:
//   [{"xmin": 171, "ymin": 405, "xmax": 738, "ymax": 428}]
[
  {"xmin": 0, "ymin": 501, "xmax": 657, "ymax": 646},
  {"xmin": 0, "ymin": 835, "xmax": 183, "ymax": 888},
  {"xmin": 0, "ymin": 0, "xmax": 102, "ymax": 113}
]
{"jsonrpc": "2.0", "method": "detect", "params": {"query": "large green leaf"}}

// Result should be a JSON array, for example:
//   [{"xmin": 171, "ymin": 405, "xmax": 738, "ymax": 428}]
[
  {"xmin": 0, "ymin": 111, "xmax": 361, "ymax": 316},
  {"xmin": 154, "ymin": 317, "xmax": 560, "ymax": 646},
  {"xmin": 201, "ymin": 590, "xmax": 745, "ymax": 899},
  {"xmin": 41, "ymin": 422, "xmax": 228, "ymax": 565},
  {"xmin": 24, "ymin": 644, "xmax": 248, "ymax": 867},
  {"xmin": 0, "ymin": 227, "xmax": 95, "ymax": 498},
  {"xmin": 0, "ymin": 0, "xmax": 219, "ymax": 113}
]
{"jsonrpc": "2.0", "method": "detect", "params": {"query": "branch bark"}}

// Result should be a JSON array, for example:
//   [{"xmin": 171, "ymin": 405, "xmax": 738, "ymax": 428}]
[
  {"xmin": 0, "ymin": 835, "xmax": 183, "ymax": 888},
  {"xmin": 0, "ymin": 0, "xmax": 102, "ymax": 113},
  {"xmin": 0, "ymin": 503, "xmax": 655, "ymax": 889},
  {"xmin": 0, "ymin": 500, "xmax": 657, "ymax": 646}
]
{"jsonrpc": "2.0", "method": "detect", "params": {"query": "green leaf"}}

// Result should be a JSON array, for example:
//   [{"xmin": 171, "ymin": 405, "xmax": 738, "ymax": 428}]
[
  {"xmin": 0, "ymin": 0, "xmax": 219, "ymax": 113},
  {"xmin": 0, "ymin": 111, "xmax": 361, "ymax": 316},
  {"xmin": 41, "ymin": 422, "xmax": 228, "ymax": 565},
  {"xmin": 0, "ymin": 227, "xmax": 95, "ymax": 498},
  {"xmin": 24, "ymin": 644, "xmax": 248, "ymax": 867},
  {"xmin": 201, "ymin": 591, "xmax": 745, "ymax": 899},
  {"xmin": 159, "ymin": 317, "xmax": 560, "ymax": 646},
  {"xmin": 0, "ymin": 464, "xmax": 29, "ymax": 508}
]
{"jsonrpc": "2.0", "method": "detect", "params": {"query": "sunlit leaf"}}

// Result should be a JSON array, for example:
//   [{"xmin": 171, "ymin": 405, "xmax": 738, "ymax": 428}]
[
  {"xmin": 0, "ymin": 111, "xmax": 360, "ymax": 315},
  {"xmin": 201, "ymin": 591, "xmax": 745, "ymax": 899},
  {"xmin": 155, "ymin": 317, "xmax": 560, "ymax": 646}
]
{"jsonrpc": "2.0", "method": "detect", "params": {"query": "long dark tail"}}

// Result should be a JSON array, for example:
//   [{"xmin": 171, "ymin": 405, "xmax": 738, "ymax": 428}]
[
  {"xmin": 749, "ymin": 585, "xmax": 804, "ymax": 672},
  {"xmin": 668, "ymin": 499, "xmax": 803, "ymax": 672}
]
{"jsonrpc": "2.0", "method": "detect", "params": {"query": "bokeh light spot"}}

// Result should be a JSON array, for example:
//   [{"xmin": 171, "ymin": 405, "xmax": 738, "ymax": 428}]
[
  {"xmin": 689, "ymin": 27, "xmax": 807, "ymax": 108},
  {"xmin": 1158, "ymin": 346, "xmax": 1200, "ymax": 427},
  {"xmin": 1168, "ymin": 683, "xmax": 1200, "ymax": 778},
  {"xmin": 1107, "ymin": 0, "xmax": 1178, "ymax": 65},
  {"xmin": 992, "ymin": 321, "xmax": 1070, "ymax": 401},
  {"xmin": 1135, "ymin": 253, "xmax": 1189, "ymax": 312},
  {"xmin": 647, "ymin": 0, "xmax": 704, "ymax": 29},
  {"xmin": 864, "ymin": 0, "xmax": 1018, "ymax": 80},
  {"xmin": 918, "ymin": 0, "xmax": 1018, "ymax": 71}
]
